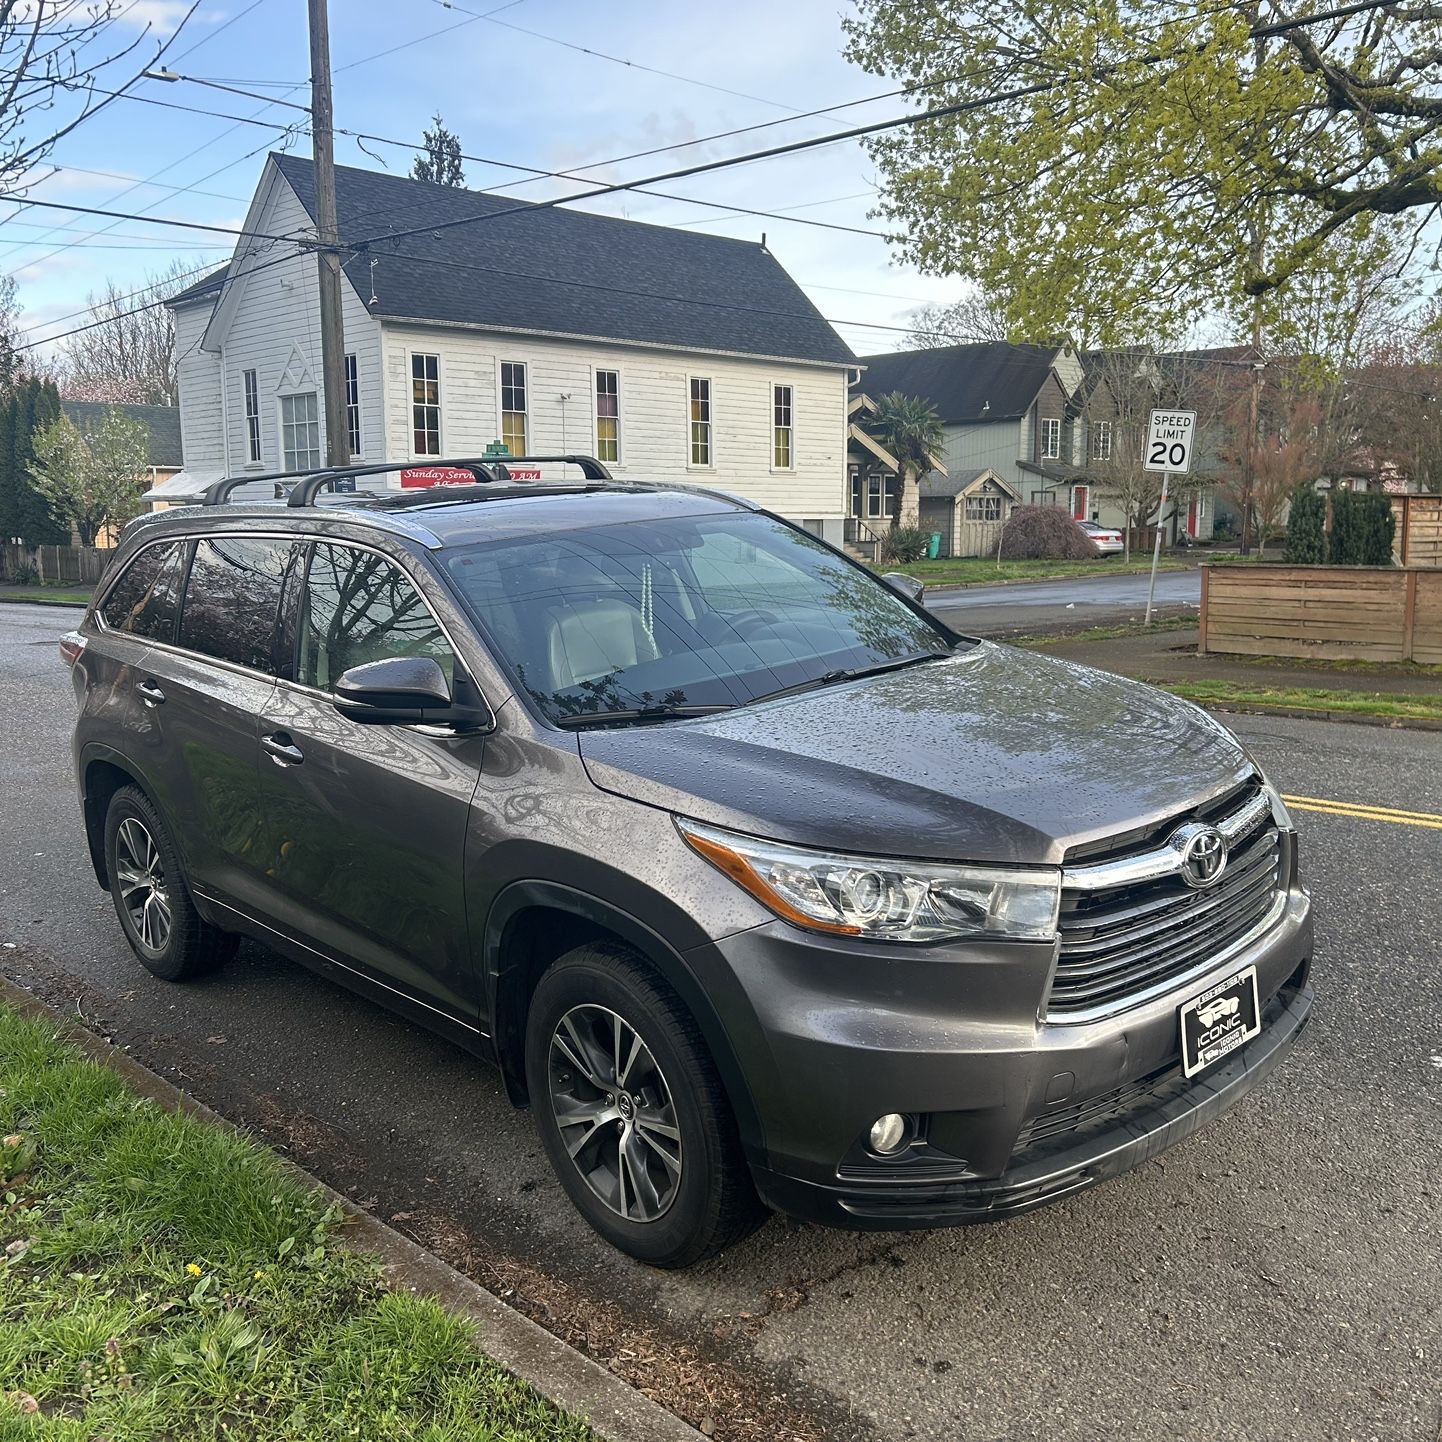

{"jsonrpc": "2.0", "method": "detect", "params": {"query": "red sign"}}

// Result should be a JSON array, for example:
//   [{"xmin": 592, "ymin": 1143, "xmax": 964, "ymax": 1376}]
[
  {"xmin": 400, "ymin": 465, "xmax": 478, "ymax": 488},
  {"xmin": 507, "ymin": 467, "xmax": 542, "ymax": 481}
]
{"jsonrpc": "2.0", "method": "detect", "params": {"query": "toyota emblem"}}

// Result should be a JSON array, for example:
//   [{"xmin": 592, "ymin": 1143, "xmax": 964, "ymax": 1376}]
[{"xmin": 1170, "ymin": 822, "xmax": 1229, "ymax": 889}]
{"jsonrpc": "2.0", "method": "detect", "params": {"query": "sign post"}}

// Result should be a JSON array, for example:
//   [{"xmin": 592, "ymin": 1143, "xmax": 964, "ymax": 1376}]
[{"xmin": 1142, "ymin": 409, "xmax": 1196, "ymax": 625}]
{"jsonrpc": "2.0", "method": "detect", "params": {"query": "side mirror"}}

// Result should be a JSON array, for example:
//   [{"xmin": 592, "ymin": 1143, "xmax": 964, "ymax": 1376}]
[
  {"xmin": 881, "ymin": 571, "xmax": 925, "ymax": 604},
  {"xmin": 333, "ymin": 656, "xmax": 492, "ymax": 730}
]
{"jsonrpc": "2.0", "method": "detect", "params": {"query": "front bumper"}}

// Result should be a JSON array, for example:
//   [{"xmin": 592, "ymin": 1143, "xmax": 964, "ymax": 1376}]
[{"xmin": 696, "ymin": 885, "xmax": 1313, "ymax": 1231}]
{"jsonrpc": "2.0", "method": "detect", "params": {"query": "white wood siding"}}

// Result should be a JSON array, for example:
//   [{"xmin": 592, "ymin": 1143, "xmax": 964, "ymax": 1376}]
[
  {"xmin": 173, "ymin": 300, "xmax": 223, "ymax": 473},
  {"xmin": 380, "ymin": 325, "xmax": 848, "ymax": 520},
  {"xmin": 211, "ymin": 178, "xmax": 383, "ymax": 473}
]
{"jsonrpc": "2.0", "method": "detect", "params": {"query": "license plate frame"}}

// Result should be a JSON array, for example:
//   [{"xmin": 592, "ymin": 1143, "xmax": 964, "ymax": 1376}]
[{"xmin": 1179, "ymin": 965, "xmax": 1261, "ymax": 1078}]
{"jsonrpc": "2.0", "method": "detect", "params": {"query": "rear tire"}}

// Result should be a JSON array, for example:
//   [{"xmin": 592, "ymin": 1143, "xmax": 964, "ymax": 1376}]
[
  {"xmin": 104, "ymin": 786, "xmax": 238, "ymax": 982},
  {"xmin": 525, "ymin": 943, "xmax": 765, "ymax": 1267}
]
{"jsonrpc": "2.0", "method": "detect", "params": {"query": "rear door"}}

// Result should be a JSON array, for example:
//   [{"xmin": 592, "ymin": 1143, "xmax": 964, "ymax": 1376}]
[
  {"xmin": 128, "ymin": 534, "xmax": 298, "ymax": 912},
  {"xmin": 255, "ymin": 540, "xmax": 484, "ymax": 1019}
]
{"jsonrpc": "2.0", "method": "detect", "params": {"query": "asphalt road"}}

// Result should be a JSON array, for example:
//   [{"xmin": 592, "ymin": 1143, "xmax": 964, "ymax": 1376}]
[
  {"xmin": 928, "ymin": 567, "xmax": 1201, "ymax": 635},
  {"xmin": 3, "ymin": 600, "xmax": 1440, "ymax": 1442}
]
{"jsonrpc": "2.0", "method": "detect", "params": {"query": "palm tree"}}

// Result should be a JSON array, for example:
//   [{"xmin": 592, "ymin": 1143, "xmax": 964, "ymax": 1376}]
[{"xmin": 866, "ymin": 391, "xmax": 944, "ymax": 530}]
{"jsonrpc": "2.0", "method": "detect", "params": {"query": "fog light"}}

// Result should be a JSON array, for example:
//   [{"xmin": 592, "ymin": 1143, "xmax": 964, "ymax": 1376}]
[{"xmin": 868, "ymin": 1113, "xmax": 910, "ymax": 1156}]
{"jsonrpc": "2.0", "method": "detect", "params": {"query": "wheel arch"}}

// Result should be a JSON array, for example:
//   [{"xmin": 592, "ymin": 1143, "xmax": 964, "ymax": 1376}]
[
  {"xmin": 483, "ymin": 881, "xmax": 763, "ymax": 1155},
  {"xmin": 79, "ymin": 748, "xmax": 155, "ymax": 889}
]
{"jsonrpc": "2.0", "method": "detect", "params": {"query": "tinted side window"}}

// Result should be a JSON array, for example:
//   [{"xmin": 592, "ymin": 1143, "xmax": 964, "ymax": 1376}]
[
  {"xmin": 178, "ymin": 537, "xmax": 297, "ymax": 673},
  {"xmin": 298, "ymin": 544, "xmax": 455, "ymax": 691},
  {"xmin": 101, "ymin": 541, "xmax": 184, "ymax": 641}
]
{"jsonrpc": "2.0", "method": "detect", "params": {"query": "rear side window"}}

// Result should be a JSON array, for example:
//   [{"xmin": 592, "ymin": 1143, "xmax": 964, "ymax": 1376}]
[
  {"xmin": 179, "ymin": 537, "xmax": 298, "ymax": 673},
  {"xmin": 298, "ymin": 543, "xmax": 455, "ymax": 691},
  {"xmin": 100, "ymin": 541, "xmax": 185, "ymax": 641}
]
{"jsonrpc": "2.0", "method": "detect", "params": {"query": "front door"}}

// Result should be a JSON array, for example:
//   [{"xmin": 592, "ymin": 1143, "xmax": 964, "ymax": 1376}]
[
  {"xmin": 257, "ymin": 540, "xmax": 483, "ymax": 1019},
  {"xmin": 1072, "ymin": 484, "xmax": 1089, "ymax": 521}
]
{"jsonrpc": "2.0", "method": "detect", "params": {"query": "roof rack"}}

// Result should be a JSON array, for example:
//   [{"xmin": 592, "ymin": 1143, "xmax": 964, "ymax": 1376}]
[{"xmin": 199, "ymin": 454, "xmax": 613, "ymax": 508}]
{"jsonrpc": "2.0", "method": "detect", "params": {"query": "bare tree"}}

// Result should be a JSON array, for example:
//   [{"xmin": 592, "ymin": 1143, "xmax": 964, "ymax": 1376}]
[
  {"xmin": 1076, "ymin": 350, "xmax": 1232, "ymax": 558},
  {"xmin": 58, "ymin": 259, "xmax": 198, "ymax": 406},
  {"xmin": 905, "ymin": 291, "xmax": 1011, "ymax": 348},
  {"xmin": 1, "ymin": 3, "xmax": 195, "ymax": 195}
]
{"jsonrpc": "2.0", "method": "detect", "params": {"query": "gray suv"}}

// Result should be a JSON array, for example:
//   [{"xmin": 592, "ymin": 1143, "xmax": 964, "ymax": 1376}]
[{"xmin": 65, "ymin": 457, "xmax": 1313, "ymax": 1267}]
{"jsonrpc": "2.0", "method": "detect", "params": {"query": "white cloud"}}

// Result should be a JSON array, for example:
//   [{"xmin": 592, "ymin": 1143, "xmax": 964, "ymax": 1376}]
[{"xmin": 115, "ymin": 1, "xmax": 211, "ymax": 35}]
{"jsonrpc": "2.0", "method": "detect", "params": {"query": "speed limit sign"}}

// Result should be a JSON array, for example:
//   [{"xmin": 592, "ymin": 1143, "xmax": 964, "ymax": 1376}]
[{"xmin": 1143, "ymin": 409, "xmax": 1196, "ymax": 473}]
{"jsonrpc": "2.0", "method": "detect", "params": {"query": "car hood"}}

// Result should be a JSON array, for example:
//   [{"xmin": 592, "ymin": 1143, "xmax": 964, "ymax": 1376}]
[{"xmin": 578, "ymin": 642, "xmax": 1252, "ymax": 865}]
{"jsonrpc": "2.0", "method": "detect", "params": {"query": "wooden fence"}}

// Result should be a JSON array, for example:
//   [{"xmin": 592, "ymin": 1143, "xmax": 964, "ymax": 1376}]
[
  {"xmin": 1391, "ymin": 495, "xmax": 1442, "ymax": 567},
  {"xmin": 1, "ymin": 543, "xmax": 112, "ymax": 587},
  {"xmin": 1200, "ymin": 564, "xmax": 1442, "ymax": 663}
]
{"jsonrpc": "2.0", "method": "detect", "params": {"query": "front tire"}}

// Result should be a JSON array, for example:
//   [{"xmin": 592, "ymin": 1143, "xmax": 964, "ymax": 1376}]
[
  {"xmin": 524, "ymin": 944, "xmax": 764, "ymax": 1267},
  {"xmin": 104, "ymin": 786, "xmax": 237, "ymax": 982}
]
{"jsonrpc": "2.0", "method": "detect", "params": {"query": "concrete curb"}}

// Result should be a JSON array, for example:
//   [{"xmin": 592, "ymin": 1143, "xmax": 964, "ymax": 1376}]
[
  {"xmin": 0, "ymin": 974, "xmax": 702, "ymax": 1442},
  {"xmin": 1196, "ymin": 701, "xmax": 1442, "ymax": 732}
]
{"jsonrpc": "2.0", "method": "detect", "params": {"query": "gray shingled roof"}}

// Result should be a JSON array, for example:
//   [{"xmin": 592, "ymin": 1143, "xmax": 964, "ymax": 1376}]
[
  {"xmin": 858, "ymin": 342, "xmax": 1058, "ymax": 423},
  {"xmin": 61, "ymin": 401, "xmax": 182, "ymax": 467},
  {"xmin": 243, "ymin": 154, "xmax": 852, "ymax": 367},
  {"xmin": 920, "ymin": 467, "xmax": 990, "ymax": 499}
]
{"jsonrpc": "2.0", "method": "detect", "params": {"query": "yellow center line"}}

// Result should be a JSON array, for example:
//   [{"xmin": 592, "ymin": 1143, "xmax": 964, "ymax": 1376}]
[{"xmin": 1280, "ymin": 793, "xmax": 1442, "ymax": 829}]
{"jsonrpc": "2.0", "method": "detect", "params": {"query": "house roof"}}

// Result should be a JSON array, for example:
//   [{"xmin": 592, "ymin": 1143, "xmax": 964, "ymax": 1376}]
[
  {"xmin": 856, "ymin": 342, "xmax": 1060, "ymax": 423},
  {"xmin": 919, "ymin": 467, "xmax": 1016, "ymax": 500},
  {"xmin": 61, "ymin": 401, "xmax": 182, "ymax": 468},
  {"xmin": 168, "ymin": 265, "xmax": 231, "ymax": 306},
  {"xmin": 240, "ymin": 154, "xmax": 853, "ymax": 367}
]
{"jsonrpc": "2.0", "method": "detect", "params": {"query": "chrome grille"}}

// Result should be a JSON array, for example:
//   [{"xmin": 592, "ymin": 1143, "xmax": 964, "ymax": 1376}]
[{"xmin": 1048, "ymin": 794, "xmax": 1284, "ymax": 1018}]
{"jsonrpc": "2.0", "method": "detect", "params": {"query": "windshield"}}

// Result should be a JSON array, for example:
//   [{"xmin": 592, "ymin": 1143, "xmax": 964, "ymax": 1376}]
[{"xmin": 442, "ymin": 510, "xmax": 955, "ymax": 724}]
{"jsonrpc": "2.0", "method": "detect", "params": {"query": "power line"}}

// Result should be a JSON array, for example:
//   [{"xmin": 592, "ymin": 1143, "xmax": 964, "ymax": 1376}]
[
  {"xmin": 355, "ymin": 0, "xmax": 1399, "ymax": 253},
  {"xmin": 0, "ymin": 193, "xmax": 323, "ymax": 248},
  {"xmin": 332, "ymin": 0, "xmax": 527, "ymax": 75},
  {"xmin": 468, "ymin": 0, "xmax": 1298, "ymax": 200},
  {"xmin": 344, "ymin": 129, "xmax": 892, "ymax": 239},
  {"xmin": 47, "ymin": 77, "xmax": 304, "ymax": 131},
  {"xmin": 13, "ymin": 243, "xmax": 307, "ymax": 354},
  {"xmin": 169, "ymin": 0, "xmax": 274, "ymax": 65},
  {"xmin": 429, "ymin": 0, "xmax": 804, "ymax": 114}
]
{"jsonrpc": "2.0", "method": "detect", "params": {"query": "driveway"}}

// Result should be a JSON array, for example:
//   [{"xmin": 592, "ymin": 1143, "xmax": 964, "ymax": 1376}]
[
  {"xmin": 3, "ymin": 601, "xmax": 1440, "ymax": 1442},
  {"xmin": 927, "ymin": 567, "xmax": 1201, "ymax": 635}
]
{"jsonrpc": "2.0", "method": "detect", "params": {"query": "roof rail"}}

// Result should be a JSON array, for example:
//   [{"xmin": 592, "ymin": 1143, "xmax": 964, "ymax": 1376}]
[{"xmin": 199, "ymin": 454, "xmax": 612, "ymax": 508}]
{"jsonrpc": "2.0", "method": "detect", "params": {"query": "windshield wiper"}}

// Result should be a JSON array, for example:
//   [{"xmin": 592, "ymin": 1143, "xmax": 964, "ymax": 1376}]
[
  {"xmin": 746, "ymin": 650, "xmax": 951, "ymax": 707},
  {"xmin": 553, "ymin": 703, "xmax": 736, "ymax": 730}
]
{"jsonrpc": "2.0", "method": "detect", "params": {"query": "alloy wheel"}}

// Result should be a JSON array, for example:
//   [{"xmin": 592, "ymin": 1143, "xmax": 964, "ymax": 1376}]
[
  {"xmin": 547, "ymin": 1004, "xmax": 683, "ymax": 1223},
  {"xmin": 114, "ymin": 816, "xmax": 172, "ymax": 953}
]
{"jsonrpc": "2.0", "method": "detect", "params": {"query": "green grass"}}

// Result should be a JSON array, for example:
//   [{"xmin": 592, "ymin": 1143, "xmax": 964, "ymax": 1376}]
[
  {"xmin": 1161, "ymin": 679, "xmax": 1442, "ymax": 723},
  {"xmin": 1011, "ymin": 615, "xmax": 1200, "ymax": 647},
  {"xmin": 881, "ymin": 555, "xmax": 1190, "ymax": 587},
  {"xmin": 0, "ymin": 1005, "xmax": 591, "ymax": 1442},
  {"xmin": 0, "ymin": 587, "xmax": 91, "ymax": 607}
]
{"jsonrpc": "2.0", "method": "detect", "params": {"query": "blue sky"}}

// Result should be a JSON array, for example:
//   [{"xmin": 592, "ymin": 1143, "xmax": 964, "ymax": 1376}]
[{"xmin": 5, "ymin": 0, "xmax": 973, "ymax": 361}]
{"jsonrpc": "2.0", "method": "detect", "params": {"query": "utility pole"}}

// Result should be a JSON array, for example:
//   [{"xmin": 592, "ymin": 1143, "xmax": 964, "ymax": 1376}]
[{"xmin": 308, "ymin": 0, "xmax": 349, "ymax": 468}]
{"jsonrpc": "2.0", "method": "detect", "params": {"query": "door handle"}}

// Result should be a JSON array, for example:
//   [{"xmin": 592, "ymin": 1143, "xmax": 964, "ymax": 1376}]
[
  {"xmin": 136, "ymin": 679, "xmax": 166, "ymax": 707},
  {"xmin": 262, "ymin": 732, "xmax": 305, "ymax": 766}
]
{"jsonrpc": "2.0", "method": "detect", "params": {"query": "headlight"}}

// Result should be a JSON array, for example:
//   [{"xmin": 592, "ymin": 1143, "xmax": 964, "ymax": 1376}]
[{"xmin": 677, "ymin": 819, "xmax": 1060, "ymax": 944}]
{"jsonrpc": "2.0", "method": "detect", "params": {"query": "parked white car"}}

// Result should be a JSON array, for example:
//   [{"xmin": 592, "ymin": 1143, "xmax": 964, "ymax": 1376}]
[{"xmin": 1079, "ymin": 520, "xmax": 1124, "ymax": 555}]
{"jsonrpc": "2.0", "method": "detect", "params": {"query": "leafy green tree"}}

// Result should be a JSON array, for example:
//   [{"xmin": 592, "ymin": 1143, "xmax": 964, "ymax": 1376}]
[
  {"xmin": 1283, "ymin": 487, "xmax": 1327, "ymax": 564},
  {"xmin": 844, "ymin": 1, "xmax": 1439, "ymax": 346},
  {"xmin": 27, "ymin": 407, "xmax": 148, "ymax": 546},
  {"xmin": 411, "ymin": 115, "xmax": 465, "ymax": 187},
  {"xmin": 865, "ymin": 391, "xmax": 944, "ymax": 528}
]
